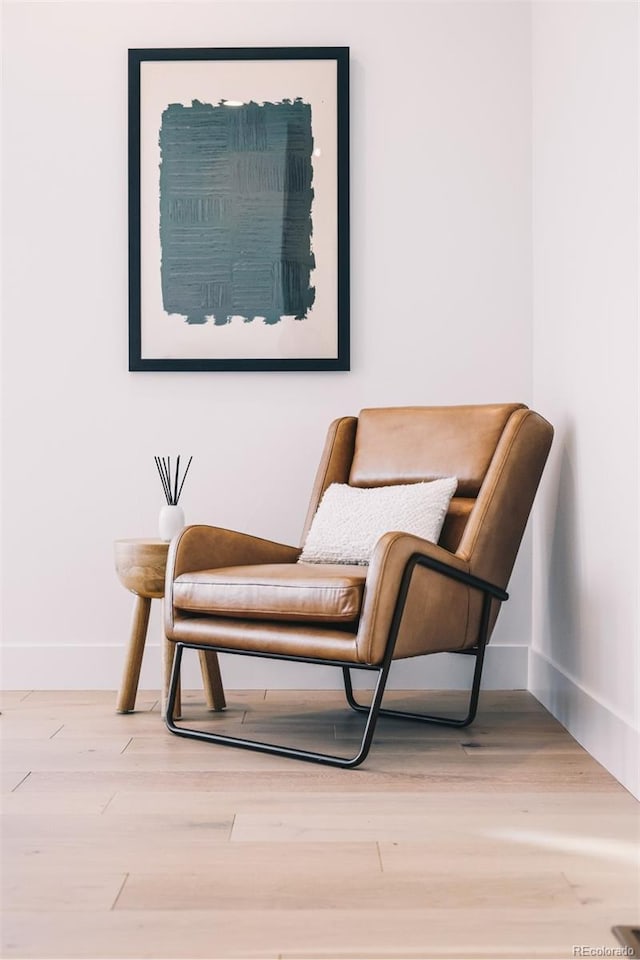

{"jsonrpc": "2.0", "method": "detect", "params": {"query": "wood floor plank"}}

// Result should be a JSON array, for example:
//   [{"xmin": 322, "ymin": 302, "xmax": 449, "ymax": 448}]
[
  {"xmin": 1, "ymin": 738, "xmax": 136, "ymax": 771},
  {"xmin": 0, "ymin": 691, "xmax": 32, "ymax": 707},
  {"xmin": 0, "ymin": 716, "xmax": 67, "ymax": 740},
  {"xmin": 2, "ymin": 869, "xmax": 126, "ymax": 911},
  {"xmin": 241, "ymin": 705, "xmax": 561, "ymax": 729},
  {"xmin": 1, "ymin": 790, "xmax": 113, "ymax": 815},
  {"xmin": 230, "ymin": 808, "xmax": 639, "ymax": 844},
  {"xmin": 378, "ymin": 837, "xmax": 640, "ymax": 875},
  {"xmin": 460, "ymin": 739, "xmax": 587, "ymax": 755},
  {"xmin": 17, "ymin": 690, "xmax": 159, "ymax": 707},
  {"xmin": 121, "ymin": 729, "xmax": 348, "ymax": 755},
  {"xmin": 4, "ymin": 837, "xmax": 233, "ymax": 873},
  {"xmin": 117, "ymin": 866, "xmax": 575, "ymax": 911},
  {"xmin": 3, "ymin": 812, "xmax": 233, "ymax": 845},
  {"xmin": 1, "ymin": 738, "xmax": 300, "ymax": 772},
  {"xmin": 9, "ymin": 764, "xmax": 618, "ymax": 794},
  {"xmin": 0, "ymin": 771, "xmax": 30, "ymax": 793},
  {"xmin": 0, "ymin": 907, "xmax": 626, "ymax": 960},
  {"xmin": 179, "ymin": 688, "xmax": 267, "ymax": 703},
  {"xmin": 3, "ymin": 815, "xmax": 233, "ymax": 871},
  {"xmin": 332, "ymin": 712, "xmax": 571, "ymax": 738},
  {"xmin": 116, "ymin": 841, "xmax": 381, "ymax": 910},
  {"xmin": 263, "ymin": 689, "xmax": 355, "ymax": 702},
  {"xmin": 262, "ymin": 689, "xmax": 548, "ymax": 712},
  {"xmin": 103, "ymin": 787, "xmax": 637, "ymax": 817},
  {"xmin": 2, "ymin": 699, "xmax": 157, "ymax": 716},
  {"xmin": 43, "ymin": 715, "xmax": 170, "ymax": 738}
]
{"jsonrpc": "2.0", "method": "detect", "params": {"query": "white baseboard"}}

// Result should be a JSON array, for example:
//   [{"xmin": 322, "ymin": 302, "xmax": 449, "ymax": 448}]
[
  {"xmin": 528, "ymin": 647, "xmax": 639, "ymax": 799},
  {"xmin": 1, "ymin": 642, "xmax": 527, "ymax": 691}
]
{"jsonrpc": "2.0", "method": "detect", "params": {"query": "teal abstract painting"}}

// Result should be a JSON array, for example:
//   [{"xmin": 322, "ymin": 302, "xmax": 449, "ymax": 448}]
[{"xmin": 159, "ymin": 99, "xmax": 316, "ymax": 326}]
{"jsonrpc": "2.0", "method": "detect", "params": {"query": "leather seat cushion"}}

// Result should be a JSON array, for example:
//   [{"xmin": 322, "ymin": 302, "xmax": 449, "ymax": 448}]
[{"xmin": 173, "ymin": 562, "xmax": 367, "ymax": 623}]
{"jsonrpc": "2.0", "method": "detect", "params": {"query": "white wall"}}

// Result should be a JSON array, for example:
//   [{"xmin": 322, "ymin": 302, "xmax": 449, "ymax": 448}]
[
  {"xmin": 531, "ymin": 1, "xmax": 639, "ymax": 796},
  {"xmin": 1, "ymin": 1, "xmax": 533, "ymax": 690}
]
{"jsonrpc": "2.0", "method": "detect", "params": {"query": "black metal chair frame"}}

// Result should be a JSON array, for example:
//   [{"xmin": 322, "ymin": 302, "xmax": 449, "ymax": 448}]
[{"xmin": 165, "ymin": 551, "xmax": 509, "ymax": 768}]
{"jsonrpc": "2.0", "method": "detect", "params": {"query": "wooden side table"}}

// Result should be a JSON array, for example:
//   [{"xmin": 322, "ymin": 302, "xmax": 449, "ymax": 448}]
[{"xmin": 114, "ymin": 538, "xmax": 226, "ymax": 717}]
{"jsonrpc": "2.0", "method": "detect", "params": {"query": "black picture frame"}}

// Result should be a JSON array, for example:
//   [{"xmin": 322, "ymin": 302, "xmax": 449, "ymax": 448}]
[{"xmin": 128, "ymin": 47, "xmax": 349, "ymax": 372}]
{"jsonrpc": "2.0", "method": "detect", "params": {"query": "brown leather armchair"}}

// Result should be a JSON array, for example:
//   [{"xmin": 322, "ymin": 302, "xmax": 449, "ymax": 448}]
[{"xmin": 164, "ymin": 404, "xmax": 553, "ymax": 767}]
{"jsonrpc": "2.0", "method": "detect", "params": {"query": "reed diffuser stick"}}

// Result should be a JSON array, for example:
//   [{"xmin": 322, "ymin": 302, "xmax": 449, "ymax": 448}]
[
  {"xmin": 173, "ymin": 455, "xmax": 180, "ymax": 506},
  {"xmin": 175, "ymin": 456, "xmax": 193, "ymax": 505},
  {"xmin": 154, "ymin": 457, "xmax": 171, "ymax": 505}
]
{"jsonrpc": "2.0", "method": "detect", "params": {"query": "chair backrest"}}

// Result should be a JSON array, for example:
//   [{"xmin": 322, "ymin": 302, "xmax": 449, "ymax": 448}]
[{"xmin": 303, "ymin": 404, "xmax": 553, "ymax": 592}]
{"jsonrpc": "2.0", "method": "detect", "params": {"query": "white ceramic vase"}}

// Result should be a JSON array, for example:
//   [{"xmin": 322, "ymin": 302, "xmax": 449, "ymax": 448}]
[{"xmin": 159, "ymin": 504, "xmax": 185, "ymax": 542}]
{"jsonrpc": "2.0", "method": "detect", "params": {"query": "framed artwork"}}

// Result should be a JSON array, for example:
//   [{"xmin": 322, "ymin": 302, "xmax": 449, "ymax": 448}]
[{"xmin": 128, "ymin": 47, "xmax": 349, "ymax": 371}]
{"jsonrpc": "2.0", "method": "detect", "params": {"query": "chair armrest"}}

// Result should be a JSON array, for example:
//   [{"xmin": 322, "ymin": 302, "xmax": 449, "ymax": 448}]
[
  {"xmin": 165, "ymin": 525, "xmax": 301, "ymax": 638},
  {"xmin": 167, "ymin": 525, "xmax": 301, "ymax": 581},
  {"xmin": 356, "ymin": 532, "xmax": 506, "ymax": 665}
]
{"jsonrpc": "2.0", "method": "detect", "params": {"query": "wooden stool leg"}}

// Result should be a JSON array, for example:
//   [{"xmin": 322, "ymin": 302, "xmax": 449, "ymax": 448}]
[
  {"xmin": 162, "ymin": 633, "xmax": 182, "ymax": 721},
  {"xmin": 198, "ymin": 650, "xmax": 226, "ymax": 711},
  {"xmin": 116, "ymin": 595, "xmax": 151, "ymax": 713}
]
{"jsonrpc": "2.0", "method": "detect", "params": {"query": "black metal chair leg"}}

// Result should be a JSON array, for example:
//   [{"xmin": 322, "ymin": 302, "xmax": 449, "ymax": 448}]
[
  {"xmin": 343, "ymin": 642, "xmax": 486, "ymax": 728},
  {"xmin": 343, "ymin": 594, "xmax": 492, "ymax": 728},
  {"xmin": 165, "ymin": 643, "xmax": 392, "ymax": 769}
]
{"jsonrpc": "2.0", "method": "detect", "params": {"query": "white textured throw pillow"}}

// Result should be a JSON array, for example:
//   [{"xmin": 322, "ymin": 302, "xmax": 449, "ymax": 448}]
[{"xmin": 299, "ymin": 478, "xmax": 458, "ymax": 566}]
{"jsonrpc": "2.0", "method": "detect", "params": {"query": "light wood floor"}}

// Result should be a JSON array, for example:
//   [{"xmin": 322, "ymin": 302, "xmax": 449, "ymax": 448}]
[{"xmin": 1, "ymin": 687, "xmax": 638, "ymax": 959}]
